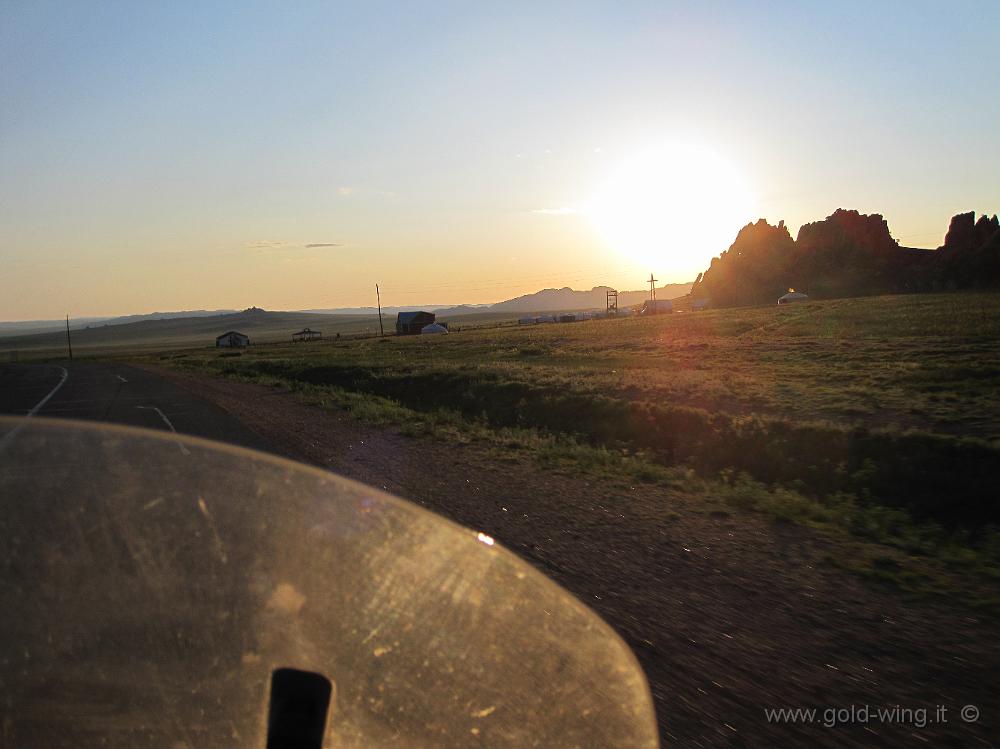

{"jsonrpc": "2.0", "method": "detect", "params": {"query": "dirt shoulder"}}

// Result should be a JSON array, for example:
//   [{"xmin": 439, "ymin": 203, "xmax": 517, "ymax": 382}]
[{"xmin": 145, "ymin": 364, "xmax": 998, "ymax": 748}]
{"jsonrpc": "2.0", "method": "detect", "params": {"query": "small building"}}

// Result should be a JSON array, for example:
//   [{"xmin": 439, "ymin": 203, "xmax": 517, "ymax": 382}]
[
  {"xmin": 639, "ymin": 299, "xmax": 673, "ymax": 315},
  {"xmin": 216, "ymin": 331, "xmax": 250, "ymax": 348},
  {"xmin": 535, "ymin": 315, "xmax": 556, "ymax": 324},
  {"xmin": 396, "ymin": 311, "xmax": 435, "ymax": 335},
  {"xmin": 421, "ymin": 323, "xmax": 449, "ymax": 335},
  {"xmin": 292, "ymin": 328, "xmax": 322, "ymax": 342},
  {"xmin": 518, "ymin": 316, "xmax": 536, "ymax": 325},
  {"xmin": 691, "ymin": 298, "xmax": 710, "ymax": 311},
  {"xmin": 778, "ymin": 291, "xmax": 809, "ymax": 305},
  {"xmin": 557, "ymin": 313, "xmax": 578, "ymax": 323}
]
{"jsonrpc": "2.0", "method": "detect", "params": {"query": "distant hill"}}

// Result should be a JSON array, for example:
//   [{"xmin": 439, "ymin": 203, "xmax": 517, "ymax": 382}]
[
  {"xmin": 427, "ymin": 304, "xmax": 494, "ymax": 316},
  {"xmin": 0, "ymin": 309, "xmax": 237, "ymax": 336},
  {"xmin": 297, "ymin": 305, "xmax": 492, "ymax": 316},
  {"xmin": 490, "ymin": 283, "xmax": 692, "ymax": 313},
  {"xmin": 0, "ymin": 317, "xmax": 110, "ymax": 336},
  {"xmin": 689, "ymin": 209, "xmax": 999, "ymax": 307},
  {"xmin": 95, "ymin": 309, "xmax": 238, "ymax": 326}
]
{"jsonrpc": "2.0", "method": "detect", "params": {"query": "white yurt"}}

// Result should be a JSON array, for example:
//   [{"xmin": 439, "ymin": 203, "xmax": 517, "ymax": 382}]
[
  {"xmin": 639, "ymin": 299, "xmax": 673, "ymax": 315},
  {"xmin": 421, "ymin": 323, "xmax": 449, "ymax": 334},
  {"xmin": 777, "ymin": 291, "xmax": 809, "ymax": 305}
]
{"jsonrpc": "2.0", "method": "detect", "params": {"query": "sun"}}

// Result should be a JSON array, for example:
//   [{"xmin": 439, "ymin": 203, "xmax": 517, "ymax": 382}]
[{"xmin": 586, "ymin": 142, "xmax": 756, "ymax": 278}]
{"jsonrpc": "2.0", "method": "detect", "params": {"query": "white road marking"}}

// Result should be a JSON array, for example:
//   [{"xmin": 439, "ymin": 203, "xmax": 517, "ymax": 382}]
[
  {"xmin": 0, "ymin": 365, "xmax": 69, "ymax": 452},
  {"xmin": 116, "ymin": 375, "xmax": 128, "ymax": 383},
  {"xmin": 136, "ymin": 405, "xmax": 191, "ymax": 455}
]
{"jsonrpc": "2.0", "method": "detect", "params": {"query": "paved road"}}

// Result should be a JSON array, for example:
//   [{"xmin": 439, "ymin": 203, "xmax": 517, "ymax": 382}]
[{"xmin": 0, "ymin": 361, "xmax": 272, "ymax": 452}]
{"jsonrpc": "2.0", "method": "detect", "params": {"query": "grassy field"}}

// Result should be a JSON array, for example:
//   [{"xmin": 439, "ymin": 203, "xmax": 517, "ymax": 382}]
[{"xmin": 142, "ymin": 291, "xmax": 1000, "ymax": 604}]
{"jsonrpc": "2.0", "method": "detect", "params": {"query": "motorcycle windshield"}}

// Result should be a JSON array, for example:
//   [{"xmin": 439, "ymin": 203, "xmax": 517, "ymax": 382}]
[{"xmin": 0, "ymin": 417, "xmax": 658, "ymax": 747}]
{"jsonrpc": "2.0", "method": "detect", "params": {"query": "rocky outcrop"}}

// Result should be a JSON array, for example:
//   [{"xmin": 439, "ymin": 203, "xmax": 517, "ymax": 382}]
[
  {"xmin": 689, "ymin": 219, "xmax": 795, "ymax": 306},
  {"xmin": 690, "ymin": 209, "xmax": 998, "ymax": 307},
  {"xmin": 792, "ymin": 209, "xmax": 925, "ymax": 297},
  {"xmin": 932, "ymin": 212, "xmax": 1000, "ymax": 289},
  {"xmin": 797, "ymin": 209, "xmax": 897, "ymax": 255},
  {"xmin": 942, "ymin": 212, "xmax": 998, "ymax": 252}
]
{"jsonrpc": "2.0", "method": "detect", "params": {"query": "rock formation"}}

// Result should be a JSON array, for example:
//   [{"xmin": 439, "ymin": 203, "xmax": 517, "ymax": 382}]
[{"xmin": 690, "ymin": 209, "xmax": 999, "ymax": 306}]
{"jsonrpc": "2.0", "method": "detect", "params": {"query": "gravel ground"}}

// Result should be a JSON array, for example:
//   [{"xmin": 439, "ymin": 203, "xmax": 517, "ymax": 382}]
[{"xmin": 147, "ymin": 365, "xmax": 999, "ymax": 748}]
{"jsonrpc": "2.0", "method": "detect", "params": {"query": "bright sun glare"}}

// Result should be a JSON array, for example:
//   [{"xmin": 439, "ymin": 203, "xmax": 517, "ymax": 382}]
[{"xmin": 587, "ymin": 143, "xmax": 756, "ymax": 278}]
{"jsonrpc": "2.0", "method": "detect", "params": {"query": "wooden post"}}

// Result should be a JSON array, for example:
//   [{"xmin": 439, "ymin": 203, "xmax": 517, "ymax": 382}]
[
  {"xmin": 65, "ymin": 314, "xmax": 74, "ymax": 361},
  {"xmin": 376, "ymin": 284, "xmax": 385, "ymax": 337}
]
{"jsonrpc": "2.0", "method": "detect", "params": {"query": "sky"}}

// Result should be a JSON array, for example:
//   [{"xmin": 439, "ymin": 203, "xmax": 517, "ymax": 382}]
[{"xmin": 2, "ymin": 0, "xmax": 998, "ymax": 320}]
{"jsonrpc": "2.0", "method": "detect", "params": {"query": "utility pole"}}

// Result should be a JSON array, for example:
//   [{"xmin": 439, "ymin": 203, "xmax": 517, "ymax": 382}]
[
  {"xmin": 648, "ymin": 273, "xmax": 658, "ymax": 304},
  {"xmin": 65, "ymin": 314, "xmax": 74, "ymax": 361},
  {"xmin": 375, "ymin": 284, "xmax": 385, "ymax": 337}
]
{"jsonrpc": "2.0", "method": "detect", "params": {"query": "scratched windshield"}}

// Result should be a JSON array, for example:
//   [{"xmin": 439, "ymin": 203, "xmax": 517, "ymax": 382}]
[{"xmin": 0, "ymin": 417, "xmax": 657, "ymax": 747}]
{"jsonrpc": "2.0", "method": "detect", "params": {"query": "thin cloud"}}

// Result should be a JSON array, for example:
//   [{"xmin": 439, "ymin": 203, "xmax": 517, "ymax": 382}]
[
  {"xmin": 336, "ymin": 186, "xmax": 395, "ymax": 198},
  {"xmin": 247, "ymin": 240, "xmax": 343, "ymax": 251},
  {"xmin": 531, "ymin": 207, "xmax": 578, "ymax": 216}
]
